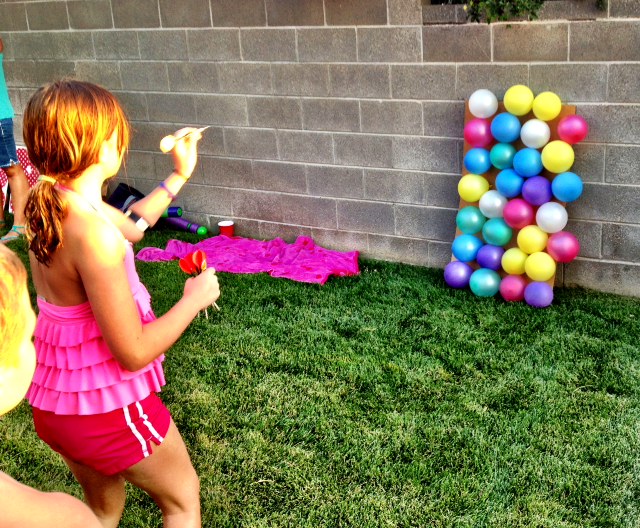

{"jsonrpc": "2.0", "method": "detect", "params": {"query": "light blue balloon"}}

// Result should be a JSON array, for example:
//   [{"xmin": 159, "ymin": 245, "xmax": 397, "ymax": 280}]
[
  {"xmin": 491, "ymin": 112, "xmax": 521, "ymax": 143},
  {"xmin": 464, "ymin": 148, "xmax": 492, "ymax": 175},
  {"xmin": 513, "ymin": 147, "xmax": 543, "ymax": 177},
  {"xmin": 495, "ymin": 169, "xmax": 524, "ymax": 198},
  {"xmin": 452, "ymin": 234, "xmax": 483, "ymax": 263},
  {"xmin": 552, "ymin": 172, "xmax": 583, "ymax": 202}
]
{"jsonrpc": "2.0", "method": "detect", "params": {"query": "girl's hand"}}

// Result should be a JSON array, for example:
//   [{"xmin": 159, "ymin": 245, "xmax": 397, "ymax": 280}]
[
  {"xmin": 171, "ymin": 127, "xmax": 202, "ymax": 179},
  {"xmin": 183, "ymin": 267, "xmax": 220, "ymax": 313}
]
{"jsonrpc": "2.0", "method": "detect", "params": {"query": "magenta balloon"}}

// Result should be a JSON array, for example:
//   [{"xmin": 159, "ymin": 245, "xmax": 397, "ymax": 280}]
[
  {"xmin": 500, "ymin": 275, "xmax": 527, "ymax": 302},
  {"xmin": 557, "ymin": 115, "xmax": 589, "ymax": 144},
  {"xmin": 546, "ymin": 231, "xmax": 580, "ymax": 263},
  {"xmin": 464, "ymin": 118, "xmax": 493, "ymax": 148},
  {"xmin": 503, "ymin": 198, "xmax": 535, "ymax": 229}
]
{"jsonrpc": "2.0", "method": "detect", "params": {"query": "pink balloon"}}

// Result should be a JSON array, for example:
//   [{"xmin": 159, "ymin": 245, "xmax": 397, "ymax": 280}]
[
  {"xmin": 546, "ymin": 231, "xmax": 580, "ymax": 263},
  {"xmin": 464, "ymin": 118, "xmax": 493, "ymax": 148},
  {"xmin": 503, "ymin": 198, "xmax": 535, "ymax": 230},
  {"xmin": 500, "ymin": 275, "xmax": 527, "ymax": 302},
  {"xmin": 557, "ymin": 115, "xmax": 589, "ymax": 144}
]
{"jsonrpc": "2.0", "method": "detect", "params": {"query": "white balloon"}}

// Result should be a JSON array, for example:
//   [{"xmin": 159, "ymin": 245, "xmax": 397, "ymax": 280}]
[
  {"xmin": 469, "ymin": 89, "xmax": 499, "ymax": 119},
  {"xmin": 520, "ymin": 119, "xmax": 551, "ymax": 149},
  {"xmin": 479, "ymin": 190, "xmax": 508, "ymax": 218},
  {"xmin": 536, "ymin": 201, "xmax": 568, "ymax": 233}
]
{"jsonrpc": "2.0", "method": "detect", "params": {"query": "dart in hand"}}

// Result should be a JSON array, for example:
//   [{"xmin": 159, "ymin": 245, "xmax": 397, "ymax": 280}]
[
  {"xmin": 160, "ymin": 126, "xmax": 210, "ymax": 153},
  {"xmin": 179, "ymin": 250, "xmax": 220, "ymax": 318}
]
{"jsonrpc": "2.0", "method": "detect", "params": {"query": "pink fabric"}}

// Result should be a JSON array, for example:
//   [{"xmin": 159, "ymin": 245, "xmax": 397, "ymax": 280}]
[
  {"xmin": 136, "ymin": 235, "xmax": 360, "ymax": 285},
  {"xmin": 27, "ymin": 243, "xmax": 166, "ymax": 415}
]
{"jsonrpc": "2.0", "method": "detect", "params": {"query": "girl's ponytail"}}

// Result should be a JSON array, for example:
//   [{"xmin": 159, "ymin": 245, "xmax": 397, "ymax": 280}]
[{"xmin": 25, "ymin": 177, "xmax": 65, "ymax": 266}]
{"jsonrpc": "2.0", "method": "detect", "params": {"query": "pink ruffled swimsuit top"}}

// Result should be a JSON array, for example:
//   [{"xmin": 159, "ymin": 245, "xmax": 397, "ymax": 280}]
[{"xmin": 27, "ymin": 190, "xmax": 165, "ymax": 415}]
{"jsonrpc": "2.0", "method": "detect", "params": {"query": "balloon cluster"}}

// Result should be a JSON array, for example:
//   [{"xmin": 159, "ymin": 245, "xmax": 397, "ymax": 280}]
[{"xmin": 445, "ymin": 86, "xmax": 588, "ymax": 308}]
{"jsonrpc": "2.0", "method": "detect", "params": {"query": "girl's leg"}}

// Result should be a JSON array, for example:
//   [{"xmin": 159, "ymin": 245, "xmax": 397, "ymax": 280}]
[
  {"xmin": 61, "ymin": 456, "xmax": 126, "ymax": 528},
  {"xmin": 122, "ymin": 418, "xmax": 201, "ymax": 528}
]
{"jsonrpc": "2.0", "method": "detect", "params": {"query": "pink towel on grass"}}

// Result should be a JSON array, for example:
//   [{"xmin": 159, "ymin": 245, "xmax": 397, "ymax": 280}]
[{"xmin": 136, "ymin": 235, "xmax": 360, "ymax": 285}]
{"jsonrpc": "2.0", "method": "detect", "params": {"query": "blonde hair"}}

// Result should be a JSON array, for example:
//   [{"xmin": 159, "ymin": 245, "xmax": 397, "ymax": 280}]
[
  {"xmin": 23, "ymin": 79, "xmax": 131, "ymax": 265},
  {"xmin": 0, "ymin": 245, "xmax": 29, "ymax": 368}
]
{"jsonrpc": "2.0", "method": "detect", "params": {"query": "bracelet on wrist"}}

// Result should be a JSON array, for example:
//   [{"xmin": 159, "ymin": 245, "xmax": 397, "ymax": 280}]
[{"xmin": 158, "ymin": 181, "xmax": 177, "ymax": 201}]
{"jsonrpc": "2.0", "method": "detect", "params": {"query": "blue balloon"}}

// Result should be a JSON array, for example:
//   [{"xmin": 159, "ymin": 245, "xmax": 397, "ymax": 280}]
[
  {"xmin": 464, "ymin": 148, "xmax": 492, "ymax": 174},
  {"xmin": 495, "ymin": 169, "xmax": 524, "ymax": 198},
  {"xmin": 491, "ymin": 112, "xmax": 522, "ymax": 143},
  {"xmin": 456, "ymin": 206, "xmax": 486, "ymax": 235},
  {"xmin": 552, "ymin": 172, "xmax": 583, "ymax": 202},
  {"xmin": 490, "ymin": 143, "xmax": 517, "ymax": 170},
  {"xmin": 469, "ymin": 268, "xmax": 501, "ymax": 297},
  {"xmin": 452, "ymin": 234, "xmax": 483, "ymax": 262},
  {"xmin": 513, "ymin": 147, "xmax": 543, "ymax": 177}
]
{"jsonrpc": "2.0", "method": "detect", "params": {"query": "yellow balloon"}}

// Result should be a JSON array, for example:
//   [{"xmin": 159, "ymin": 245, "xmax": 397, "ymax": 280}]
[
  {"xmin": 541, "ymin": 140, "xmax": 574, "ymax": 173},
  {"xmin": 503, "ymin": 85, "xmax": 534, "ymax": 116},
  {"xmin": 517, "ymin": 225, "xmax": 548, "ymax": 254},
  {"xmin": 501, "ymin": 247, "xmax": 528, "ymax": 275},
  {"xmin": 524, "ymin": 251, "xmax": 557, "ymax": 281},
  {"xmin": 532, "ymin": 91, "xmax": 562, "ymax": 121},
  {"xmin": 458, "ymin": 174, "xmax": 490, "ymax": 203}
]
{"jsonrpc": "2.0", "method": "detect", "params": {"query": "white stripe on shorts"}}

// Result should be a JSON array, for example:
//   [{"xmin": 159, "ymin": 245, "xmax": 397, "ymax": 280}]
[
  {"xmin": 123, "ymin": 405, "xmax": 149, "ymax": 458},
  {"xmin": 136, "ymin": 401, "xmax": 165, "ymax": 443}
]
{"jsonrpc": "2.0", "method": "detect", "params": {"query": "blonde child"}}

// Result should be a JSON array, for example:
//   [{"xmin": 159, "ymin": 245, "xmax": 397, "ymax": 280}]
[
  {"xmin": 0, "ymin": 243, "xmax": 102, "ymax": 527},
  {"xmin": 23, "ymin": 79, "xmax": 220, "ymax": 528}
]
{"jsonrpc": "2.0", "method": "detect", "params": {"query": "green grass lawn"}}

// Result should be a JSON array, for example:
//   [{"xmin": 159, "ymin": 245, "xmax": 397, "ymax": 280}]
[{"xmin": 2, "ymin": 227, "xmax": 640, "ymax": 527}]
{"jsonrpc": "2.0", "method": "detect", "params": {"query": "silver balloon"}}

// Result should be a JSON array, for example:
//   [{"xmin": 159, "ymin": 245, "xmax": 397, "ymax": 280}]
[
  {"xmin": 536, "ymin": 201, "xmax": 568, "ymax": 233},
  {"xmin": 520, "ymin": 119, "xmax": 551, "ymax": 149},
  {"xmin": 479, "ymin": 190, "xmax": 507, "ymax": 218},
  {"xmin": 469, "ymin": 89, "xmax": 499, "ymax": 119}
]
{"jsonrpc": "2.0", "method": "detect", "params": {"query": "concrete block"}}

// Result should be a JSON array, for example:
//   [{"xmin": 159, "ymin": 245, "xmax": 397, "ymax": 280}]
[
  {"xmin": 429, "ymin": 241, "xmax": 454, "ymax": 268},
  {"xmin": 217, "ymin": 63, "xmax": 273, "ymax": 95},
  {"xmin": 247, "ymin": 96, "xmax": 302, "ymax": 129},
  {"xmin": 571, "ymin": 143, "xmax": 605, "ymax": 183},
  {"xmin": 391, "ymin": 65, "xmax": 456, "ymax": 100},
  {"xmin": 26, "ymin": 2, "xmax": 69, "ymax": 30},
  {"xmin": 530, "ymin": 63, "xmax": 608, "ymax": 102},
  {"xmin": 330, "ymin": 65, "xmax": 390, "ymax": 99},
  {"xmin": 120, "ymin": 62, "xmax": 168, "ymax": 91},
  {"xmin": 265, "ymin": 0, "xmax": 324, "ymax": 26},
  {"xmin": 231, "ymin": 189, "xmax": 283, "ymax": 223},
  {"xmin": 609, "ymin": 63, "xmax": 640, "ymax": 103},
  {"xmin": 605, "ymin": 145, "xmax": 640, "ymax": 184},
  {"xmin": 423, "ymin": 25, "xmax": 490, "ymax": 62},
  {"xmin": 297, "ymin": 28, "xmax": 357, "ymax": 63},
  {"xmin": 225, "ymin": 128, "xmax": 278, "ymax": 160},
  {"xmin": 120, "ymin": 150, "xmax": 156, "ymax": 180},
  {"xmin": 310, "ymin": 227, "xmax": 368, "ymax": 254},
  {"xmin": 456, "ymin": 64, "xmax": 529, "ymax": 100},
  {"xmin": 11, "ymin": 32, "xmax": 94, "ymax": 60},
  {"xmin": 494, "ymin": 22, "xmax": 568, "ymax": 62},
  {"xmin": 197, "ymin": 127, "xmax": 226, "ymax": 157},
  {"xmin": 307, "ymin": 165, "xmax": 364, "ymax": 199},
  {"xmin": 602, "ymin": 223, "xmax": 640, "ymax": 262},
  {"xmin": 0, "ymin": 4, "xmax": 27, "ymax": 31},
  {"xmin": 610, "ymin": 0, "xmax": 640, "ymax": 17},
  {"xmin": 159, "ymin": 0, "xmax": 211, "ymax": 27},
  {"xmin": 337, "ymin": 200, "xmax": 395, "ymax": 234},
  {"xmin": 564, "ymin": 259, "xmax": 640, "ymax": 297},
  {"xmin": 194, "ymin": 94, "xmax": 247, "ymax": 126},
  {"xmin": 423, "ymin": 101, "xmax": 465, "ymax": 138},
  {"xmin": 570, "ymin": 21, "xmax": 640, "ymax": 61},
  {"xmin": 361, "ymin": 100, "xmax": 423, "ymax": 135},
  {"xmin": 210, "ymin": 0, "xmax": 266, "ymax": 27},
  {"xmin": 578, "ymin": 104, "xmax": 640, "ymax": 144},
  {"xmin": 422, "ymin": 4, "xmax": 466, "ymax": 25},
  {"xmin": 114, "ymin": 91, "xmax": 148, "ymax": 121},
  {"xmin": 364, "ymin": 169, "xmax": 426, "ymax": 205},
  {"xmin": 252, "ymin": 161, "xmax": 307, "ymax": 193},
  {"xmin": 357, "ymin": 27, "xmax": 422, "ymax": 63},
  {"xmin": 281, "ymin": 194, "xmax": 337, "ymax": 229},
  {"xmin": 396, "ymin": 204, "xmax": 457, "ymax": 240},
  {"xmin": 187, "ymin": 29, "xmax": 240, "ymax": 61},
  {"xmin": 570, "ymin": 183, "xmax": 640, "ymax": 224},
  {"xmin": 181, "ymin": 183, "xmax": 235, "ymax": 216},
  {"xmin": 93, "ymin": 31, "xmax": 140, "ymax": 60},
  {"xmin": 241, "ymin": 29, "xmax": 297, "ymax": 62},
  {"xmin": 68, "ymin": 1, "xmax": 113, "ymax": 29},
  {"xmin": 388, "ymin": 0, "xmax": 422, "ymax": 25},
  {"xmin": 565, "ymin": 220, "xmax": 602, "ymax": 259},
  {"xmin": 129, "ymin": 122, "xmax": 171, "ymax": 152},
  {"xmin": 538, "ymin": 0, "xmax": 605, "ymax": 21},
  {"xmin": 425, "ymin": 173, "xmax": 461, "ymax": 208},
  {"xmin": 392, "ymin": 136, "xmax": 459, "ymax": 173},
  {"xmin": 168, "ymin": 62, "xmax": 220, "ymax": 93},
  {"xmin": 367, "ymin": 234, "xmax": 430, "ymax": 267},
  {"xmin": 259, "ymin": 222, "xmax": 314, "ymax": 243},
  {"xmin": 302, "ymin": 98, "xmax": 360, "ymax": 132},
  {"xmin": 4, "ymin": 60, "xmax": 76, "ymax": 87},
  {"xmin": 278, "ymin": 130, "xmax": 334, "ymax": 163},
  {"xmin": 272, "ymin": 64, "xmax": 330, "ymax": 97},
  {"xmin": 198, "ymin": 157, "xmax": 255, "ymax": 188},
  {"xmin": 146, "ymin": 93, "xmax": 196, "ymax": 123},
  {"xmin": 112, "ymin": 0, "xmax": 160, "ymax": 29},
  {"xmin": 325, "ymin": 0, "xmax": 387, "ymax": 26},
  {"xmin": 74, "ymin": 61, "xmax": 122, "ymax": 90},
  {"xmin": 334, "ymin": 134, "xmax": 393, "ymax": 168},
  {"xmin": 138, "ymin": 30, "xmax": 188, "ymax": 61}
]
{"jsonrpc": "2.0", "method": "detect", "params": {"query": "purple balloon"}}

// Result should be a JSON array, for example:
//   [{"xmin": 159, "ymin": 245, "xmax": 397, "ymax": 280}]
[
  {"xmin": 522, "ymin": 176, "xmax": 553, "ymax": 206},
  {"xmin": 476, "ymin": 244, "xmax": 505, "ymax": 271},
  {"xmin": 444, "ymin": 261, "xmax": 474, "ymax": 289},
  {"xmin": 524, "ymin": 281, "xmax": 554, "ymax": 308}
]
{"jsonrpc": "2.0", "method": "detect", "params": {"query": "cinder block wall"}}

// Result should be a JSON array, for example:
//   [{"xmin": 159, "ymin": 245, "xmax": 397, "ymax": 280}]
[{"xmin": 1, "ymin": 0, "xmax": 638, "ymax": 297}]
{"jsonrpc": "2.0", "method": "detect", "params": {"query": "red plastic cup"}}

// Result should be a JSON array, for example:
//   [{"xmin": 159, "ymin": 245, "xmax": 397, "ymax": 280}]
[{"xmin": 218, "ymin": 220, "xmax": 235, "ymax": 237}]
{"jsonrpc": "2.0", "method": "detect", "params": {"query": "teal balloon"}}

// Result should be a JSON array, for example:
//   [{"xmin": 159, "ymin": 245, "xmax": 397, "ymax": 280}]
[
  {"xmin": 490, "ymin": 143, "xmax": 517, "ymax": 170},
  {"xmin": 456, "ymin": 206, "xmax": 486, "ymax": 235},
  {"xmin": 482, "ymin": 218, "xmax": 513, "ymax": 247},
  {"xmin": 469, "ymin": 268, "xmax": 501, "ymax": 297}
]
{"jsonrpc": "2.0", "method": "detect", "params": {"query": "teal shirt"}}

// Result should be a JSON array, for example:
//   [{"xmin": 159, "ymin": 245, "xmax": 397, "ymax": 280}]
[{"xmin": 0, "ymin": 53, "xmax": 15, "ymax": 120}]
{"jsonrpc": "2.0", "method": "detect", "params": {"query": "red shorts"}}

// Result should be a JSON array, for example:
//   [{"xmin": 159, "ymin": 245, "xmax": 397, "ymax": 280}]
[{"xmin": 32, "ymin": 393, "xmax": 171, "ymax": 476}]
